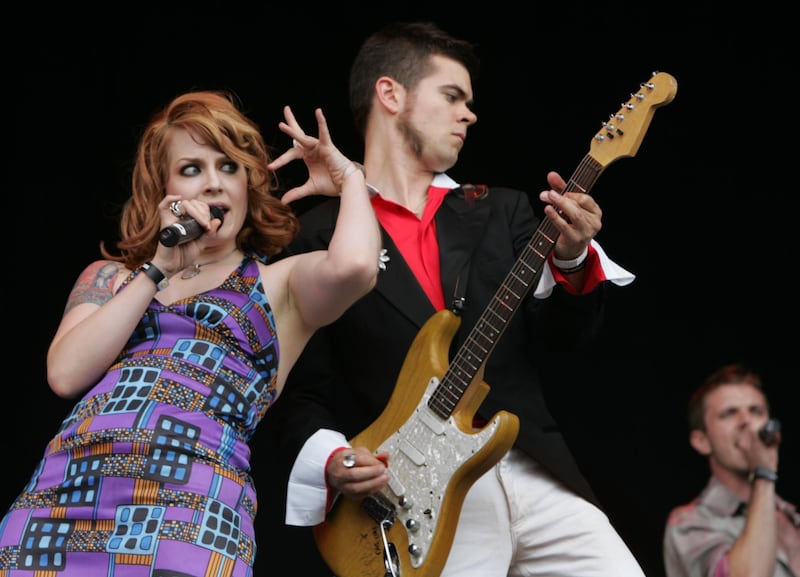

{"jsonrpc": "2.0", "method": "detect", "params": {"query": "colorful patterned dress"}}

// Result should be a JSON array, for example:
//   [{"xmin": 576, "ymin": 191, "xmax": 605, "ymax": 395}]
[{"xmin": 0, "ymin": 253, "xmax": 278, "ymax": 576}]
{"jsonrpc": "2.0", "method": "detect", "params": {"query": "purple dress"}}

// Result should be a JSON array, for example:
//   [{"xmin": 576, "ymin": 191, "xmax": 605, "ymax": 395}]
[{"xmin": 0, "ymin": 253, "xmax": 278, "ymax": 576}]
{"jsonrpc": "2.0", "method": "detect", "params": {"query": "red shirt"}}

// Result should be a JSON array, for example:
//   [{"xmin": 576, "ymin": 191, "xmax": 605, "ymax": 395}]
[{"xmin": 371, "ymin": 185, "xmax": 450, "ymax": 311}]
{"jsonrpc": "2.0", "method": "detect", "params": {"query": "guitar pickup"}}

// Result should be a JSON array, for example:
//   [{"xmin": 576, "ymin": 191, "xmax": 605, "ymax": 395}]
[
  {"xmin": 399, "ymin": 438, "xmax": 426, "ymax": 466},
  {"xmin": 386, "ymin": 468, "xmax": 406, "ymax": 498}
]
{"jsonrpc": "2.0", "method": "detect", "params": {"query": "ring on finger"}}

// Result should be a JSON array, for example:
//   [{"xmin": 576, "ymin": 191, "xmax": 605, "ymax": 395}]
[
  {"xmin": 292, "ymin": 138, "xmax": 301, "ymax": 149},
  {"xmin": 170, "ymin": 200, "xmax": 184, "ymax": 217},
  {"xmin": 342, "ymin": 452, "xmax": 356, "ymax": 469}
]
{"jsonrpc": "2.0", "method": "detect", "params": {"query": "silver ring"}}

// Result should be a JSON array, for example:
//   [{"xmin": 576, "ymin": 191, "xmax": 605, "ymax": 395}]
[
  {"xmin": 170, "ymin": 200, "xmax": 184, "ymax": 217},
  {"xmin": 342, "ymin": 452, "xmax": 356, "ymax": 469},
  {"xmin": 292, "ymin": 138, "xmax": 301, "ymax": 149}
]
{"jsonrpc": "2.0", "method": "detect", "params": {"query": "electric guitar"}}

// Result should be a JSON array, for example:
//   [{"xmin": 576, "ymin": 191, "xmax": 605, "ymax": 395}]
[{"xmin": 313, "ymin": 70, "xmax": 678, "ymax": 577}]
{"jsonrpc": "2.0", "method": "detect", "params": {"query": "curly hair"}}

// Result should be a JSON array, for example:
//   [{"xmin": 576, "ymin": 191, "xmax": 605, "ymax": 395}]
[{"xmin": 101, "ymin": 90, "xmax": 299, "ymax": 268}]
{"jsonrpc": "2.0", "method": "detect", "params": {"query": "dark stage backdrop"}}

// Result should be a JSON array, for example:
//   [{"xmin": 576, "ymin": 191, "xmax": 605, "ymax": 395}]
[{"xmin": 11, "ymin": 5, "xmax": 794, "ymax": 577}]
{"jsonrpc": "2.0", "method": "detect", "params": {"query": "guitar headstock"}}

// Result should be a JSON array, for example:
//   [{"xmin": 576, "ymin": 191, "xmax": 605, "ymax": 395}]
[{"xmin": 590, "ymin": 71, "xmax": 678, "ymax": 168}]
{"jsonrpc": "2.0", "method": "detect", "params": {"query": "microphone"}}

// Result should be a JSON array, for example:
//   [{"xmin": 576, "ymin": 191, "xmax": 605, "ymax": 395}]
[
  {"xmin": 159, "ymin": 206, "xmax": 224, "ymax": 247},
  {"xmin": 758, "ymin": 418, "xmax": 782, "ymax": 446}
]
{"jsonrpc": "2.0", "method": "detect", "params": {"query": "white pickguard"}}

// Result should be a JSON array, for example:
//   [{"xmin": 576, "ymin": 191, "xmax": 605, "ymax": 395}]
[{"xmin": 373, "ymin": 376, "xmax": 501, "ymax": 568}]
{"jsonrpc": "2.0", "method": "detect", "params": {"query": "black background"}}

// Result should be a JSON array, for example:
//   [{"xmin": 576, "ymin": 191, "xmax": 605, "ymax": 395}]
[{"xmin": 11, "ymin": 5, "xmax": 795, "ymax": 577}]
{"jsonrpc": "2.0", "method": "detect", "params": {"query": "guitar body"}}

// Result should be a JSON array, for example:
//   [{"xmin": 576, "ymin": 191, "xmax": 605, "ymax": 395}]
[{"xmin": 313, "ymin": 309, "xmax": 520, "ymax": 577}]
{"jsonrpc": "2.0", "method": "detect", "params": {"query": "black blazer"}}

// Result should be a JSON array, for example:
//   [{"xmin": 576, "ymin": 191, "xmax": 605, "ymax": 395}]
[{"xmin": 259, "ymin": 184, "xmax": 607, "ymax": 510}]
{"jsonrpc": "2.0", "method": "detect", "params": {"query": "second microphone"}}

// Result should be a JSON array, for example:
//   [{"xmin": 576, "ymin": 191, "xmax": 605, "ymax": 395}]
[{"xmin": 159, "ymin": 206, "xmax": 225, "ymax": 247}]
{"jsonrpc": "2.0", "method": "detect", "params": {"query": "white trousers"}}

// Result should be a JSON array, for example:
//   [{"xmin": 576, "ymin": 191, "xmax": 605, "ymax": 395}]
[{"xmin": 440, "ymin": 448, "xmax": 646, "ymax": 577}]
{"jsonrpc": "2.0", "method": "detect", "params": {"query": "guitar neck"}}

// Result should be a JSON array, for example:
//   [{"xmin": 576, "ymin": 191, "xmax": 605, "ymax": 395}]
[{"xmin": 427, "ymin": 154, "xmax": 605, "ymax": 420}]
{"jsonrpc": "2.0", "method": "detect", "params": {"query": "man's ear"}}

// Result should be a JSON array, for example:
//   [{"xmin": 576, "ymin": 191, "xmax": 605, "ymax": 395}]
[
  {"xmin": 376, "ymin": 76, "xmax": 404, "ymax": 113},
  {"xmin": 689, "ymin": 429, "xmax": 712, "ymax": 456}
]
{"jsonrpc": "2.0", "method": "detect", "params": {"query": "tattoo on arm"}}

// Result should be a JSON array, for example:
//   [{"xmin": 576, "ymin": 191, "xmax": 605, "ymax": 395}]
[{"xmin": 64, "ymin": 261, "xmax": 121, "ymax": 315}]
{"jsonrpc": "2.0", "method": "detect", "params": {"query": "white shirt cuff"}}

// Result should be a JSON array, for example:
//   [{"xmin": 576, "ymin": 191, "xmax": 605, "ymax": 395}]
[
  {"xmin": 285, "ymin": 428, "xmax": 350, "ymax": 526},
  {"xmin": 534, "ymin": 239, "xmax": 635, "ymax": 298}
]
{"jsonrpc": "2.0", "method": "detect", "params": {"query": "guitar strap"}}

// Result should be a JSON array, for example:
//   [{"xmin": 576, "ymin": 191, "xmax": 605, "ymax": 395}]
[{"xmin": 446, "ymin": 184, "xmax": 488, "ymax": 315}]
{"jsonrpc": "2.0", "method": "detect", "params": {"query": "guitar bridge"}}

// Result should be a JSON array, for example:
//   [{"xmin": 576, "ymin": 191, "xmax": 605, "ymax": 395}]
[{"xmin": 361, "ymin": 493, "xmax": 396, "ymax": 529}]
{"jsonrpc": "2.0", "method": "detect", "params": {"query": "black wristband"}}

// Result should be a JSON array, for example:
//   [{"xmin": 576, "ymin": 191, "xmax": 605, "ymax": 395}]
[
  {"xmin": 141, "ymin": 262, "xmax": 169, "ymax": 291},
  {"xmin": 750, "ymin": 466, "xmax": 778, "ymax": 483}
]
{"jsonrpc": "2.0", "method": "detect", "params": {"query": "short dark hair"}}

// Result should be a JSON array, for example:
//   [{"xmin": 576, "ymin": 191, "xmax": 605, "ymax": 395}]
[
  {"xmin": 687, "ymin": 363, "xmax": 766, "ymax": 432},
  {"xmin": 348, "ymin": 21, "xmax": 480, "ymax": 138}
]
